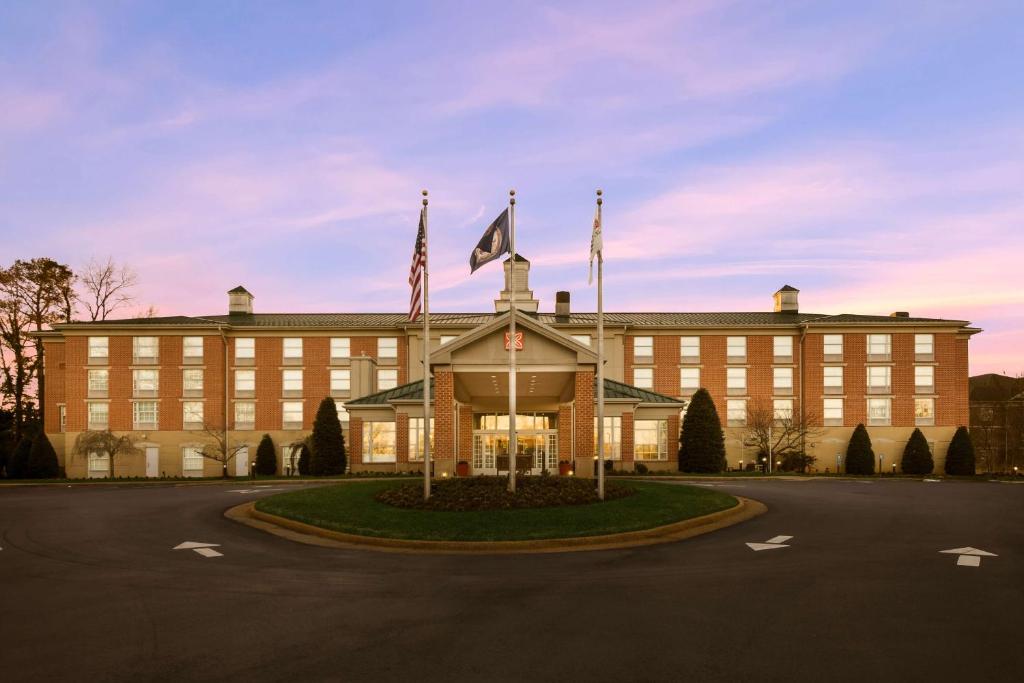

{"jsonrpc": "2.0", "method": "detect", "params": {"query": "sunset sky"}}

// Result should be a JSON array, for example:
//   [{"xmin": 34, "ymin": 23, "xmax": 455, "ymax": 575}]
[{"xmin": 1, "ymin": 1, "xmax": 1021, "ymax": 375}]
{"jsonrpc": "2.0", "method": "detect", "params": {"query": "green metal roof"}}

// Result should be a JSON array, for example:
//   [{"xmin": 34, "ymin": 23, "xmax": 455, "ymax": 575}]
[{"xmin": 601, "ymin": 378, "xmax": 684, "ymax": 404}]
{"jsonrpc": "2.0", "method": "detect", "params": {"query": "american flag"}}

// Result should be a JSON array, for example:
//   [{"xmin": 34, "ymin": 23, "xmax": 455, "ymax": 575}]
[{"xmin": 408, "ymin": 208, "xmax": 426, "ymax": 321}]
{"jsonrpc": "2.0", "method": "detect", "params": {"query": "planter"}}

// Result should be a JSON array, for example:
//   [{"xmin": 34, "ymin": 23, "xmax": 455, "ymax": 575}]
[
  {"xmin": 558, "ymin": 461, "xmax": 572, "ymax": 476},
  {"xmin": 456, "ymin": 461, "xmax": 470, "ymax": 477}
]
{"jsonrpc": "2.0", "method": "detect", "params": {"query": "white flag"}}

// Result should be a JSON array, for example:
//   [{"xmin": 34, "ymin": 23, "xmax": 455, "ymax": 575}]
[{"xmin": 588, "ymin": 204, "xmax": 602, "ymax": 285}]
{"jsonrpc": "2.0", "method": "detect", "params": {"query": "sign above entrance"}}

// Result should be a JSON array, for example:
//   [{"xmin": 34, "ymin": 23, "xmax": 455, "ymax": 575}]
[{"xmin": 504, "ymin": 331, "xmax": 524, "ymax": 350}]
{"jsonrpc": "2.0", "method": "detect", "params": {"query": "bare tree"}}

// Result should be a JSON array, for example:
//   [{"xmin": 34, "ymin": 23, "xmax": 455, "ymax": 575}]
[
  {"xmin": 195, "ymin": 421, "xmax": 249, "ymax": 478},
  {"xmin": 743, "ymin": 401, "xmax": 825, "ymax": 473},
  {"xmin": 72, "ymin": 430, "xmax": 142, "ymax": 479},
  {"xmin": 79, "ymin": 257, "xmax": 138, "ymax": 321}
]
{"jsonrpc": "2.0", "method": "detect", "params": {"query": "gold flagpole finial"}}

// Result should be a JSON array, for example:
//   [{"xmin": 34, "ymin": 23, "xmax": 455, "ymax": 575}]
[
  {"xmin": 422, "ymin": 189, "xmax": 428, "ymax": 206},
  {"xmin": 509, "ymin": 188, "xmax": 516, "ymax": 205},
  {"xmin": 596, "ymin": 188, "xmax": 603, "ymax": 205}
]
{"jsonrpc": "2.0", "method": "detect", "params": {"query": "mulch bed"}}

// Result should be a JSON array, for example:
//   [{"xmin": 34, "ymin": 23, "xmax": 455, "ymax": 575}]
[{"xmin": 375, "ymin": 475, "xmax": 634, "ymax": 511}]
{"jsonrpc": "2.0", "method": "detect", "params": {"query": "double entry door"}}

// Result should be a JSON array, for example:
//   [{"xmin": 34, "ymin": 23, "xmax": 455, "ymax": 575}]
[{"xmin": 472, "ymin": 432, "xmax": 558, "ymax": 474}]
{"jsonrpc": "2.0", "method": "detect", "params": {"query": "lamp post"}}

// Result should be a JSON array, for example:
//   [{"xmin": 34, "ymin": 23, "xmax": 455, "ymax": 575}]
[{"xmin": 878, "ymin": 453, "xmax": 884, "ymax": 475}]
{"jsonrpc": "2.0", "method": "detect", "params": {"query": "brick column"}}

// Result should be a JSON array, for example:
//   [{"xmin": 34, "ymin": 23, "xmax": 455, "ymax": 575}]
[
  {"xmin": 396, "ymin": 412, "xmax": 409, "ymax": 465},
  {"xmin": 458, "ymin": 403, "xmax": 473, "ymax": 473},
  {"xmin": 558, "ymin": 404, "xmax": 573, "ymax": 471},
  {"xmin": 622, "ymin": 411, "xmax": 635, "ymax": 464},
  {"xmin": 433, "ymin": 368, "xmax": 455, "ymax": 476},
  {"xmin": 667, "ymin": 414, "xmax": 680, "ymax": 469},
  {"xmin": 574, "ymin": 369, "xmax": 595, "ymax": 478},
  {"xmin": 349, "ymin": 417, "xmax": 363, "ymax": 469}
]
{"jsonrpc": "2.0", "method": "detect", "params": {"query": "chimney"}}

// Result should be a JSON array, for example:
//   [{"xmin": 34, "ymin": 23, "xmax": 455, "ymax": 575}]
[
  {"xmin": 773, "ymin": 285, "xmax": 799, "ymax": 313},
  {"xmin": 555, "ymin": 291, "xmax": 570, "ymax": 316},
  {"xmin": 228, "ymin": 286, "xmax": 254, "ymax": 315},
  {"xmin": 890, "ymin": 311, "xmax": 910, "ymax": 318}
]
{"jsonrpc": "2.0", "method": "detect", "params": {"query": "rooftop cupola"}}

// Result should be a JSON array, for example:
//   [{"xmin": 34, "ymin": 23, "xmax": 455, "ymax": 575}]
[
  {"xmin": 228, "ymin": 286, "xmax": 254, "ymax": 315},
  {"xmin": 773, "ymin": 285, "xmax": 799, "ymax": 313},
  {"xmin": 495, "ymin": 254, "xmax": 539, "ymax": 313}
]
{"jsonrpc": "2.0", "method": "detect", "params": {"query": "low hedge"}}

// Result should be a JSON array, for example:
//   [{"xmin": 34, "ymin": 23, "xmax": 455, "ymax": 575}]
[{"xmin": 376, "ymin": 475, "xmax": 633, "ymax": 511}]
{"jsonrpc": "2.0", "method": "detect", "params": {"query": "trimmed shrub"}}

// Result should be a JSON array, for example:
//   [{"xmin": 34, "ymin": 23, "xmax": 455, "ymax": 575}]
[
  {"xmin": 255, "ymin": 434, "xmax": 277, "ymax": 476},
  {"xmin": 634, "ymin": 462, "xmax": 649, "ymax": 475},
  {"xmin": 900, "ymin": 428, "xmax": 934, "ymax": 475},
  {"xmin": 845, "ymin": 424, "xmax": 875, "ymax": 475},
  {"xmin": 678, "ymin": 388, "xmax": 726, "ymax": 473},
  {"xmin": 8, "ymin": 438, "xmax": 33, "ymax": 479},
  {"xmin": 297, "ymin": 443, "xmax": 311, "ymax": 476},
  {"xmin": 945, "ymin": 426, "xmax": 976, "ymax": 475},
  {"xmin": 310, "ymin": 397, "xmax": 346, "ymax": 476},
  {"xmin": 26, "ymin": 432, "xmax": 60, "ymax": 479}
]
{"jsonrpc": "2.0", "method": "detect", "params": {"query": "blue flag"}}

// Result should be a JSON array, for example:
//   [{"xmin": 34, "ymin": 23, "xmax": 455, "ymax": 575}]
[{"xmin": 469, "ymin": 208, "xmax": 510, "ymax": 273}]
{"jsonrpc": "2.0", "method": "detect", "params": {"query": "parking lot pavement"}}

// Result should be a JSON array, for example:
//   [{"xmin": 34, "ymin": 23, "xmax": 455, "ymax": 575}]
[{"xmin": 1, "ymin": 479, "xmax": 1021, "ymax": 682}]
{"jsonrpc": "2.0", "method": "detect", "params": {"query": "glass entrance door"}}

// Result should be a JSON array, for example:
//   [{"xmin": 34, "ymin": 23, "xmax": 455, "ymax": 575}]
[{"xmin": 472, "ymin": 430, "xmax": 558, "ymax": 474}]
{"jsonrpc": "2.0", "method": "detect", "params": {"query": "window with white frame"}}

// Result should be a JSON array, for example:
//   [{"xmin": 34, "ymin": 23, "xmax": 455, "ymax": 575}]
[
  {"xmin": 235, "ymin": 337, "xmax": 255, "ymax": 360},
  {"xmin": 133, "ymin": 336, "xmax": 159, "ymax": 362},
  {"xmin": 633, "ymin": 368, "xmax": 653, "ymax": 389},
  {"xmin": 362, "ymin": 421, "xmax": 396, "ymax": 462},
  {"xmin": 727, "ymin": 336, "xmax": 747, "ymax": 361},
  {"xmin": 183, "ymin": 368, "xmax": 204, "ymax": 393},
  {"xmin": 773, "ymin": 367, "xmax": 793, "ymax": 393},
  {"xmin": 867, "ymin": 397, "xmax": 891, "ymax": 425},
  {"xmin": 282, "ymin": 369, "xmax": 303, "ymax": 394},
  {"xmin": 282, "ymin": 401, "xmax": 303, "ymax": 428},
  {"xmin": 727, "ymin": 367, "xmax": 746, "ymax": 394},
  {"xmin": 282, "ymin": 444, "xmax": 302, "ymax": 475},
  {"xmin": 377, "ymin": 369, "xmax": 398, "ymax": 391},
  {"xmin": 378, "ymin": 337, "xmax": 398, "ymax": 360},
  {"xmin": 234, "ymin": 401, "xmax": 255, "ymax": 428},
  {"xmin": 336, "ymin": 402, "xmax": 349, "ymax": 425},
  {"xmin": 773, "ymin": 399, "xmax": 794, "ymax": 421},
  {"xmin": 183, "ymin": 336, "xmax": 204, "ymax": 361},
  {"xmin": 330, "ymin": 337, "xmax": 350, "ymax": 359},
  {"xmin": 182, "ymin": 447, "xmax": 204, "ymax": 477},
  {"xmin": 408, "ymin": 417, "xmax": 435, "ymax": 461},
  {"xmin": 680, "ymin": 336, "xmax": 700, "ymax": 362},
  {"xmin": 915, "ymin": 334, "xmax": 934, "ymax": 359},
  {"xmin": 183, "ymin": 401, "xmax": 204, "ymax": 427},
  {"xmin": 88, "ymin": 402, "xmax": 109, "ymax": 429},
  {"xmin": 87, "ymin": 451, "xmax": 110, "ymax": 478},
  {"xmin": 867, "ymin": 366, "xmax": 891, "ymax": 392},
  {"xmin": 633, "ymin": 336, "xmax": 653, "ymax": 361},
  {"xmin": 88, "ymin": 369, "xmax": 109, "ymax": 395},
  {"xmin": 593, "ymin": 416, "xmax": 622, "ymax": 460},
  {"xmin": 823, "ymin": 366, "xmax": 843, "ymax": 393},
  {"xmin": 88, "ymin": 336, "xmax": 108, "ymax": 360},
  {"xmin": 867, "ymin": 334, "xmax": 891, "ymax": 359},
  {"xmin": 570, "ymin": 334, "xmax": 591, "ymax": 347},
  {"xmin": 773, "ymin": 336, "xmax": 793, "ymax": 360},
  {"xmin": 133, "ymin": 369, "xmax": 159, "ymax": 395},
  {"xmin": 440, "ymin": 335, "xmax": 459, "ymax": 346},
  {"xmin": 823, "ymin": 334, "xmax": 843, "ymax": 359},
  {"xmin": 59, "ymin": 405, "xmax": 66, "ymax": 432},
  {"xmin": 915, "ymin": 398, "xmax": 935, "ymax": 426},
  {"xmin": 914, "ymin": 365, "xmax": 934, "ymax": 392},
  {"xmin": 133, "ymin": 401, "xmax": 158, "ymax": 429},
  {"xmin": 283, "ymin": 337, "xmax": 303, "ymax": 360},
  {"xmin": 634, "ymin": 419, "xmax": 667, "ymax": 461},
  {"xmin": 235, "ymin": 369, "xmax": 255, "ymax": 394},
  {"xmin": 727, "ymin": 399, "xmax": 746, "ymax": 426},
  {"xmin": 330, "ymin": 369, "xmax": 351, "ymax": 394},
  {"xmin": 680, "ymin": 367, "xmax": 700, "ymax": 393},
  {"xmin": 823, "ymin": 398, "xmax": 844, "ymax": 425}
]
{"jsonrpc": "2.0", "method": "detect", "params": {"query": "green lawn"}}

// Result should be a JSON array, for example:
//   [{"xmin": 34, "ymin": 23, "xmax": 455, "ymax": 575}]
[{"xmin": 254, "ymin": 479, "xmax": 738, "ymax": 542}]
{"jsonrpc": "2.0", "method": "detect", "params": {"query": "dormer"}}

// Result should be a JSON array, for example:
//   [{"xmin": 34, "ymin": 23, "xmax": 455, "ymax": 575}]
[{"xmin": 773, "ymin": 285, "xmax": 799, "ymax": 313}]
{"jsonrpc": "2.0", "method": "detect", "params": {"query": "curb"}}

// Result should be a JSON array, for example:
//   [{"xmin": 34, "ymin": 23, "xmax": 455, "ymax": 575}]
[{"xmin": 225, "ymin": 495, "xmax": 766, "ymax": 555}]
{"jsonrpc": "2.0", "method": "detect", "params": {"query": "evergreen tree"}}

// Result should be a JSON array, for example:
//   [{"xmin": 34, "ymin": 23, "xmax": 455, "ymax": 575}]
[
  {"xmin": 845, "ymin": 423, "xmax": 875, "ymax": 474},
  {"xmin": 8, "ymin": 437, "xmax": 33, "ymax": 479},
  {"xmin": 297, "ymin": 442, "xmax": 311, "ymax": 476},
  {"xmin": 945, "ymin": 426, "xmax": 976, "ymax": 476},
  {"xmin": 310, "ymin": 397, "xmax": 346, "ymax": 476},
  {"xmin": 254, "ymin": 434, "xmax": 277, "ymax": 476},
  {"xmin": 900, "ymin": 428, "xmax": 934, "ymax": 475},
  {"xmin": 26, "ymin": 432, "xmax": 60, "ymax": 478},
  {"xmin": 678, "ymin": 388, "xmax": 726, "ymax": 473}
]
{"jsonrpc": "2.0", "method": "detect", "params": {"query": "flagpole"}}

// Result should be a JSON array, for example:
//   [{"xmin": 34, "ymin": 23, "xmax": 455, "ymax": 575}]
[
  {"xmin": 508, "ymin": 189, "xmax": 517, "ymax": 494},
  {"xmin": 596, "ymin": 189, "xmax": 605, "ymax": 500},
  {"xmin": 422, "ymin": 190, "xmax": 431, "ymax": 501}
]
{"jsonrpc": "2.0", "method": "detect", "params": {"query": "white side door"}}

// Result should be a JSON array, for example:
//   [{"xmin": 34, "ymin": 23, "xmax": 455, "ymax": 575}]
[
  {"xmin": 145, "ymin": 447, "xmax": 159, "ymax": 478},
  {"xmin": 235, "ymin": 446, "xmax": 249, "ymax": 477}
]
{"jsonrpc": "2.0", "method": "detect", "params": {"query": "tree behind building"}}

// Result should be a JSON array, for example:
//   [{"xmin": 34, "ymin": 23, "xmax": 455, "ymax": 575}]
[{"xmin": 678, "ymin": 388, "xmax": 726, "ymax": 473}]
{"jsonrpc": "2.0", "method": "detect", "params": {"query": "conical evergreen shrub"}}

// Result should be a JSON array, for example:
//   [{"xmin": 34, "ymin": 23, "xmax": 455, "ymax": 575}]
[
  {"xmin": 945, "ymin": 426, "xmax": 976, "ymax": 475},
  {"xmin": 255, "ymin": 434, "xmax": 277, "ymax": 475},
  {"xmin": 310, "ymin": 397, "xmax": 346, "ymax": 476},
  {"xmin": 26, "ymin": 432, "xmax": 60, "ymax": 479},
  {"xmin": 8, "ymin": 438, "xmax": 33, "ymax": 479},
  {"xmin": 900, "ymin": 428, "xmax": 934, "ymax": 475},
  {"xmin": 845, "ymin": 424, "xmax": 875, "ymax": 474},
  {"xmin": 678, "ymin": 388, "xmax": 726, "ymax": 473},
  {"xmin": 297, "ymin": 442, "xmax": 311, "ymax": 475}
]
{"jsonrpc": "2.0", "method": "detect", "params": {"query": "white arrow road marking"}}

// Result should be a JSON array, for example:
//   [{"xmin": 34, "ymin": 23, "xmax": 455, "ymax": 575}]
[
  {"xmin": 924, "ymin": 478, "xmax": 941, "ymax": 483},
  {"xmin": 746, "ymin": 535, "xmax": 793, "ymax": 551},
  {"xmin": 173, "ymin": 541, "xmax": 223, "ymax": 558},
  {"xmin": 940, "ymin": 547, "xmax": 997, "ymax": 567},
  {"xmin": 228, "ymin": 488, "xmax": 279, "ymax": 494}
]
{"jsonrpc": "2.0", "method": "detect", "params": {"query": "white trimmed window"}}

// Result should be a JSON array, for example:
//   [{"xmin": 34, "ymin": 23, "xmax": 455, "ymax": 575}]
[
  {"xmin": 408, "ymin": 417, "xmax": 435, "ymax": 462},
  {"xmin": 680, "ymin": 336, "xmax": 700, "ymax": 362},
  {"xmin": 823, "ymin": 334, "xmax": 843, "ymax": 359},
  {"xmin": 773, "ymin": 367, "xmax": 793, "ymax": 393},
  {"xmin": 133, "ymin": 369, "xmax": 159, "ymax": 395},
  {"xmin": 330, "ymin": 337, "xmax": 350, "ymax": 359},
  {"xmin": 282, "ymin": 401, "xmax": 303, "ymax": 429},
  {"xmin": 235, "ymin": 369, "xmax": 255, "ymax": 394},
  {"xmin": 773, "ymin": 336, "xmax": 793, "ymax": 361},
  {"xmin": 680, "ymin": 367, "xmax": 700, "ymax": 393},
  {"xmin": 183, "ymin": 336, "xmax": 204, "ymax": 361},
  {"xmin": 823, "ymin": 398, "xmax": 844, "ymax": 425},
  {"xmin": 234, "ymin": 401, "xmax": 255, "ymax": 428},
  {"xmin": 336, "ymin": 402, "xmax": 349, "ymax": 425},
  {"xmin": 283, "ymin": 337, "xmax": 303, "ymax": 360},
  {"xmin": 915, "ymin": 398, "xmax": 935, "ymax": 426},
  {"xmin": 378, "ymin": 337, "xmax": 398, "ymax": 360},
  {"xmin": 727, "ymin": 399, "xmax": 746, "ymax": 426},
  {"xmin": 133, "ymin": 401, "xmax": 158, "ymax": 429},
  {"xmin": 182, "ymin": 447, "xmax": 204, "ymax": 477},
  {"xmin": 593, "ymin": 416, "xmax": 622, "ymax": 460},
  {"xmin": 867, "ymin": 334, "xmax": 891, "ymax": 359},
  {"xmin": 183, "ymin": 368, "xmax": 204, "ymax": 393},
  {"xmin": 87, "ymin": 452, "xmax": 110, "ymax": 478},
  {"xmin": 330, "ymin": 369, "xmax": 351, "ymax": 394},
  {"xmin": 634, "ymin": 419, "xmax": 668, "ymax": 461},
  {"xmin": 727, "ymin": 367, "xmax": 746, "ymax": 394},
  {"xmin": 282, "ymin": 369, "xmax": 303, "ymax": 393},
  {"xmin": 362, "ymin": 421, "xmax": 396, "ymax": 463},
  {"xmin": 633, "ymin": 368, "xmax": 653, "ymax": 389},
  {"xmin": 915, "ymin": 334, "xmax": 934, "ymax": 359},
  {"xmin": 571, "ymin": 334, "xmax": 591, "ymax": 347},
  {"xmin": 915, "ymin": 365, "xmax": 934, "ymax": 392},
  {"xmin": 823, "ymin": 366, "xmax": 843, "ymax": 393},
  {"xmin": 133, "ymin": 336, "xmax": 159, "ymax": 362},
  {"xmin": 633, "ymin": 336, "xmax": 653, "ymax": 361},
  {"xmin": 88, "ymin": 369, "xmax": 109, "ymax": 395},
  {"xmin": 87, "ymin": 402, "xmax": 109, "ymax": 429},
  {"xmin": 88, "ymin": 336, "xmax": 108, "ymax": 360},
  {"xmin": 867, "ymin": 366, "xmax": 891, "ymax": 392},
  {"xmin": 378, "ymin": 369, "xmax": 398, "ymax": 391},
  {"xmin": 867, "ymin": 398, "xmax": 891, "ymax": 426},
  {"xmin": 235, "ymin": 337, "xmax": 255, "ymax": 360},
  {"xmin": 440, "ymin": 335, "xmax": 459, "ymax": 346},
  {"xmin": 727, "ymin": 336, "xmax": 746, "ymax": 361},
  {"xmin": 59, "ymin": 405, "xmax": 66, "ymax": 432},
  {"xmin": 183, "ymin": 401, "xmax": 204, "ymax": 427},
  {"xmin": 773, "ymin": 399, "xmax": 794, "ymax": 421}
]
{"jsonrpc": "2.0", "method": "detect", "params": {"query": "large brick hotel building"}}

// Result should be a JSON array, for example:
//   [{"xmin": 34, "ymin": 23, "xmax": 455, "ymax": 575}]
[{"xmin": 37, "ymin": 256, "xmax": 978, "ymax": 478}]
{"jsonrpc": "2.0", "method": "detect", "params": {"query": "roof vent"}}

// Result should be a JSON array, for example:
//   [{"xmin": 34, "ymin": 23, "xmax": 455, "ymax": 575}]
[
  {"xmin": 228, "ymin": 286, "xmax": 254, "ymax": 315},
  {"xmin": 555, "ymin": 291, "xmax": 570, "ymax": 316},
  {"xmin": 890, "ymin": 311, "xmax": 909, "ymax": 318},
  {"xmin": 773, "ymin": 285, "xmax": 799, "ymax": 313}
]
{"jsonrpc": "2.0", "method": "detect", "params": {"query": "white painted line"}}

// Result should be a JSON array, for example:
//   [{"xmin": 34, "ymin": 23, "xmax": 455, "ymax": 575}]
[
  {"xmin": 766, "ymin": 535, "xmax": 793, "ymax": 544},
  {"xmin": 957, "ymin": 555, "xmax": 981, "ymax": 567},
  {"xmin": 193, "ymin": 547, "xmax": 223, "ymax": 558}
]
